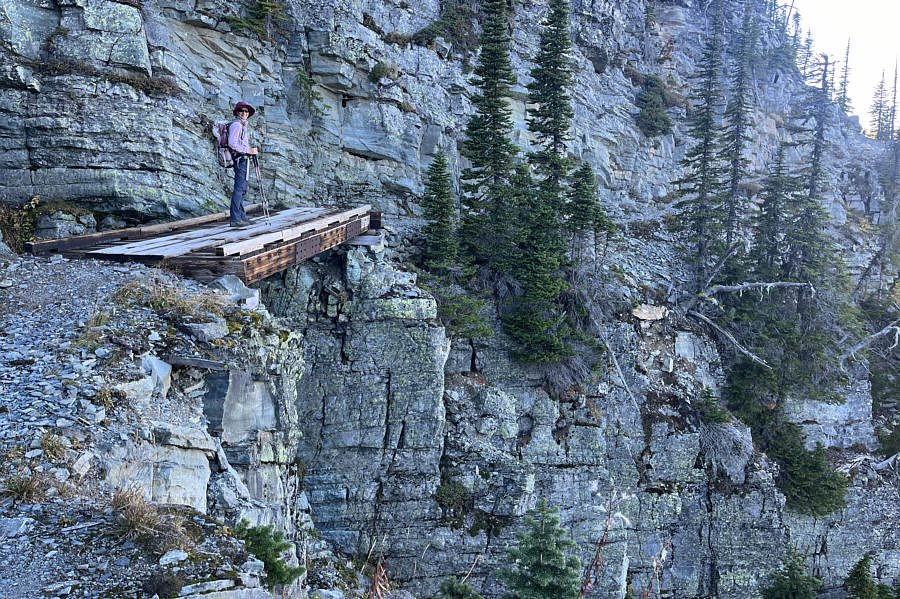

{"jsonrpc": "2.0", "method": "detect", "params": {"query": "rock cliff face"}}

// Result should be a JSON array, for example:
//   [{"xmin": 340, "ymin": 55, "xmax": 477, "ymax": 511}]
[{"xmin": 1, "ymin": 0, "xmax": 899, "ymax": 597}]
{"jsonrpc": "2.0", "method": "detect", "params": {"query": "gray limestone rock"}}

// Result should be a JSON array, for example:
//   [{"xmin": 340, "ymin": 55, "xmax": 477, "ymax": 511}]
[
  {"xmin": 179, "ymin": 318, "xmax": 229, "ymax": 342},
  {"xmin": 34, "ymin": 211, "xmax": 97, "ymax": 240}
]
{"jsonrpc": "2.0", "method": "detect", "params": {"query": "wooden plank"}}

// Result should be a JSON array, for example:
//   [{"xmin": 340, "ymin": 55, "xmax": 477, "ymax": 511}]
[
  {"xmin": 90, "ymin": 207, "xmax": 326, "ymax": 258},
  {"xmin": 215, "ymin": 207, "xmax": 362, "ymax": 257},
  {"xmin": 217, "ymin": 205, "xmax": 370, "ymax": 256},
  {"xmin": 91, "ymin": 208, "xmax": 320, "ymax": 256},
  {"xmin": 136, "ymin": 208, "xmax": 328, "ymax": 258},
  {"xmin": 89, "ymin": 207, "xmax": 319, "ymax": 256},
  {"xmin": 26, "ymin": 204, "xmax": 262, "ymax": 254},
  {"xmin": 241, "ymin": 218, "xmax": 368, "ymax": 283}
]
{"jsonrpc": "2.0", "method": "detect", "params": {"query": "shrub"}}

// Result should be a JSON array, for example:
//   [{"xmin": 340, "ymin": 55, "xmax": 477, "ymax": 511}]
[
  {"xmin": 435, "ymin": 577, "xmax": 484, "ymax": 599},
  {"xmin": 433, "ymin": 475, "xmax": 473, "ymax": 528},
  {"xmin": 762, "ymin": 554, "xmax": 821, "ymax": 599},
  {"xmin": 234, "ymin": 520, "xmax": 305, "ymax": 589},
  {"xmin": 2, "ymin": 471, "xmax": 48, "ymax": 502},
  {"xmin": 877, "ymin": 424, "xmax": 900, "ymax": 458},
  {"xmin": 369, "ymin": 61, "xmax": 396, "ymax": 82},
  {"xmin": 40, "ymin": 432, "xmax": 66, "ymax": 462},
  {"xmin": 418, "ymin": 273, "xmax": 493, "ymax": 341},
  {"xmin": 412, "ymin": 1, "xmax": 479, "ymax": 54},
  {"xmin": 635, "ymin": 75, "xmax": 672, "ymax": 137},
  {"xmin": 142, "ymin": 573, "xmax": 185, "ymax": 599},
  {"xmin": 0, "ymin": 196, "xmax": 41, "ymax": 253},
  {"xmin": 771, "ymin": 432, "xmax": 847, "ymax": 517}
]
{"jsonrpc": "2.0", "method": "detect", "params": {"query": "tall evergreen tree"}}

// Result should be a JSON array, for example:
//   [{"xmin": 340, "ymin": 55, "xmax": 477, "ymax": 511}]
[
  {"xmin": 889, "ymin": 63, "xmax": 898, "ymax": 138},
  {"xmin": 870, "ymin": 71, "xmax": 888, "ymax": 140},
  {"xmin": 722, "ymin": 2, "xmax": 757, "ymax": 250},
  {"xmin": 499, "ymin": 499, "xmax": 581, "ymax": 599},
  {"xmin": 676, "ymin": 0, "xmax": 726, "ymax": 286},
  {"xmin": 525, "ymin": 0, "xmax": 575, "ymax": 211},
  {"xmin": 750, "ymin": 144, "xmax": 800, "ymax": 281},
  {"xmin": 568, "ymin": 163, "xmax": 614, "ymax": 259},
  {"xmin": 504, "ymin": 0, "xmax": 575, "ymax": 362},
  {"xmin": 420, "ymin": 150, "xmax": 458, "ymax": 268},
  {"xmin": 459, "ymin": 0, "xmax": 519, "ymax": 269},
  {"xmin": 800, "ymin": 29, "xmax": 814, "ymax": 78},
  {"xmin": 837, "ymin": 39, "xmax": 852, "ymax": 114},
  {"xmin": 791, "ymin": 12, "xmax": 801, "ymax": 55},
  {"xmin": 783, "ymin": 55, "xmax": 833, "ymax": 288}
]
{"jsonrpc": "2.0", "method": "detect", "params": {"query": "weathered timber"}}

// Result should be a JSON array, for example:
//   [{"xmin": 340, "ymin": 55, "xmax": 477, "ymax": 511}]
[
  {"xmin": 26, "ymin": 204, "xmax": 263, "ymax": 255},
  {"xmin": 27, "ymin": 205, "xmax": 373, "ymax": 285}
]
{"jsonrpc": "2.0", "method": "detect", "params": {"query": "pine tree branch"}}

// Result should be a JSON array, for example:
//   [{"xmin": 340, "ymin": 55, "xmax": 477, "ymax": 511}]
[{"xmin": 687, "ymin": 310, "xmax": 771, "ymax": 369}]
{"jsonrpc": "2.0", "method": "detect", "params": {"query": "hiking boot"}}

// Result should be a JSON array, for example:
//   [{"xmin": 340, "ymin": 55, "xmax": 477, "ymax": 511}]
[{"xmin": 230, "ymin": 220, "xmax": 249, "ymax": 228}]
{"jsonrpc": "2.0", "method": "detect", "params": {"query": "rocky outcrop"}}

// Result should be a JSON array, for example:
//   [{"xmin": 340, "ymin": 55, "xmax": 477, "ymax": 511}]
[{"xmin": 1, "ymin": 0, "xmax": 898, "ymax": 596}]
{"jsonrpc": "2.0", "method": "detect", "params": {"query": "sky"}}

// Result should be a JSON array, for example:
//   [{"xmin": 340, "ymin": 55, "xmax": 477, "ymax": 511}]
[{"xmin": 790, "ymin": 0, "xmax": 900, "ymax": 131}]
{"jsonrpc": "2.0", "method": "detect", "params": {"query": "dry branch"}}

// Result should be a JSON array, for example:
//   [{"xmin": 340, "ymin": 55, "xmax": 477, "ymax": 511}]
[
  {"xmin": 839, "ymin": 312, "xmax": 900, "ymax": 366},
  {"xmin": 703, "ymin": 281, "xmax": 813, "ymax": 296},
  {"xmin": 687, "ymin": 310, "xmax": 771, "ymax": 368}
]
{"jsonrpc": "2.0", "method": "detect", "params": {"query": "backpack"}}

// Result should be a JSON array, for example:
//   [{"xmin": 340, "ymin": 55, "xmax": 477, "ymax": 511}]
[{"xmin": 213, "ymin": 120, "xmax": 238, "ymax": 168}]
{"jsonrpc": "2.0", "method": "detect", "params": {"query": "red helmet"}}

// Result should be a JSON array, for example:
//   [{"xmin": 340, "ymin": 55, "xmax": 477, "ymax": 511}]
[{"xmin": 233, "ymin": 101, "xmax": 255, "ymax": 117}]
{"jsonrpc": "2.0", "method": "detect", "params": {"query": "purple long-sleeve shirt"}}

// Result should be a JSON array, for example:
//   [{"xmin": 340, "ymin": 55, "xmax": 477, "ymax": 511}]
[{"xmin": 227, "ymin": 120, "xmax": 252, "ymax": 155}]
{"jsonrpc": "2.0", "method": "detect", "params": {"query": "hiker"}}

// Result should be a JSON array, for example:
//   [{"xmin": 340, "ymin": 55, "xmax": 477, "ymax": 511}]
[{"xmin": 228, "ymin": 101, "xmax": 259, "ymax": 227}]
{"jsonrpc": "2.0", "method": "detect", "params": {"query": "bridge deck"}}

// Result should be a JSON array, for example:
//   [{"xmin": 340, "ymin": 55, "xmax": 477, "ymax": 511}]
[{"xmin": 26, "ymin": 204, "xmax": 377, "ymax": 284}]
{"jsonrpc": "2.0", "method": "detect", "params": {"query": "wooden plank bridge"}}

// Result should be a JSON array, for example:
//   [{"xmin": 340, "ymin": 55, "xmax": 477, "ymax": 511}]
[{"xmin": 26, "ymin": 204, "xmax": 381, "ymax": 284}]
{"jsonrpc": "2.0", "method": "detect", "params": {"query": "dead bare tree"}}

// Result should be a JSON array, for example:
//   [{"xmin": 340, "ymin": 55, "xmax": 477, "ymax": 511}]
[
  {"xmin": 640, "ymin": 539, "xmax": 672, "ymax": 599},
  {"xmin": 579, "ymin": 489, "xmax": 634, "ymax": 598}
]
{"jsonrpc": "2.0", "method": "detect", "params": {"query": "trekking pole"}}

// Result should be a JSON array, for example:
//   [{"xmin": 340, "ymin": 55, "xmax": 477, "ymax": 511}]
[{"xmin": 251, "ymin": 154, "xmax": 271, "ymax": 225}]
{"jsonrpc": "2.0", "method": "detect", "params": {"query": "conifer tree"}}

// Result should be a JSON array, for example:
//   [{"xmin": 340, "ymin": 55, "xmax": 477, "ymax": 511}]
[
  {"xmin": 525, "ymin": 0, "xmax": 575, "ymax": 210},
  {"xmin": 568, "ymin": 163, "xmax": 614, "ymax": 259},
  {"xmin": 505, "ymin": 165, "xmax": 572, "ymax": 362},
  {"xmin": 845, "ymin": 556, "xmax": 878, "ymax": 599},
  {"xmin": 800, "ymin": 29, "xmax": 814, "ymax": 78},
  {"xmin": 459, "ymin": 0, "xmax": 519, "ymax": 269},
  {"xmin": 722, "ymin": 2, "xmax": 757, "ymax": 250},
  {"xmin": 761, "ymin": 554, "xmax": 822, "ymax": 599},
  {"xmin": 871, "ymin": 71, "xmax": 887, "ymax": 140},
  {"xmin": 837, "ymin": 39, "xmax": 852, "ymax": 114},
  {"xmin": 751, "ymin": 144, "xmax": 799, "ymax": 281},
  {"xmin": 676, "ymin": 0, "xmax": 726, "ymax": 286},
  {"xmin": 783, "ymin": 55, "xmax": 833, "ymax": 285},
  {"xmin": 420, "ymin": 150, "xmax": 458, "ymax": 268},
  {"xmin": 499, "ymin": 499, "xmax": 581, "ymax": 599},
  {"xmin": 504, "ymin": 0, "xmax": 575, "ymax": 362},
  {"xmin": 791, "ymin": 12, "xmax": 801, "ymax": 56},
  {"xmin": 889, "ymin": 64, "xmax": 898, "ymax": 137}
]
